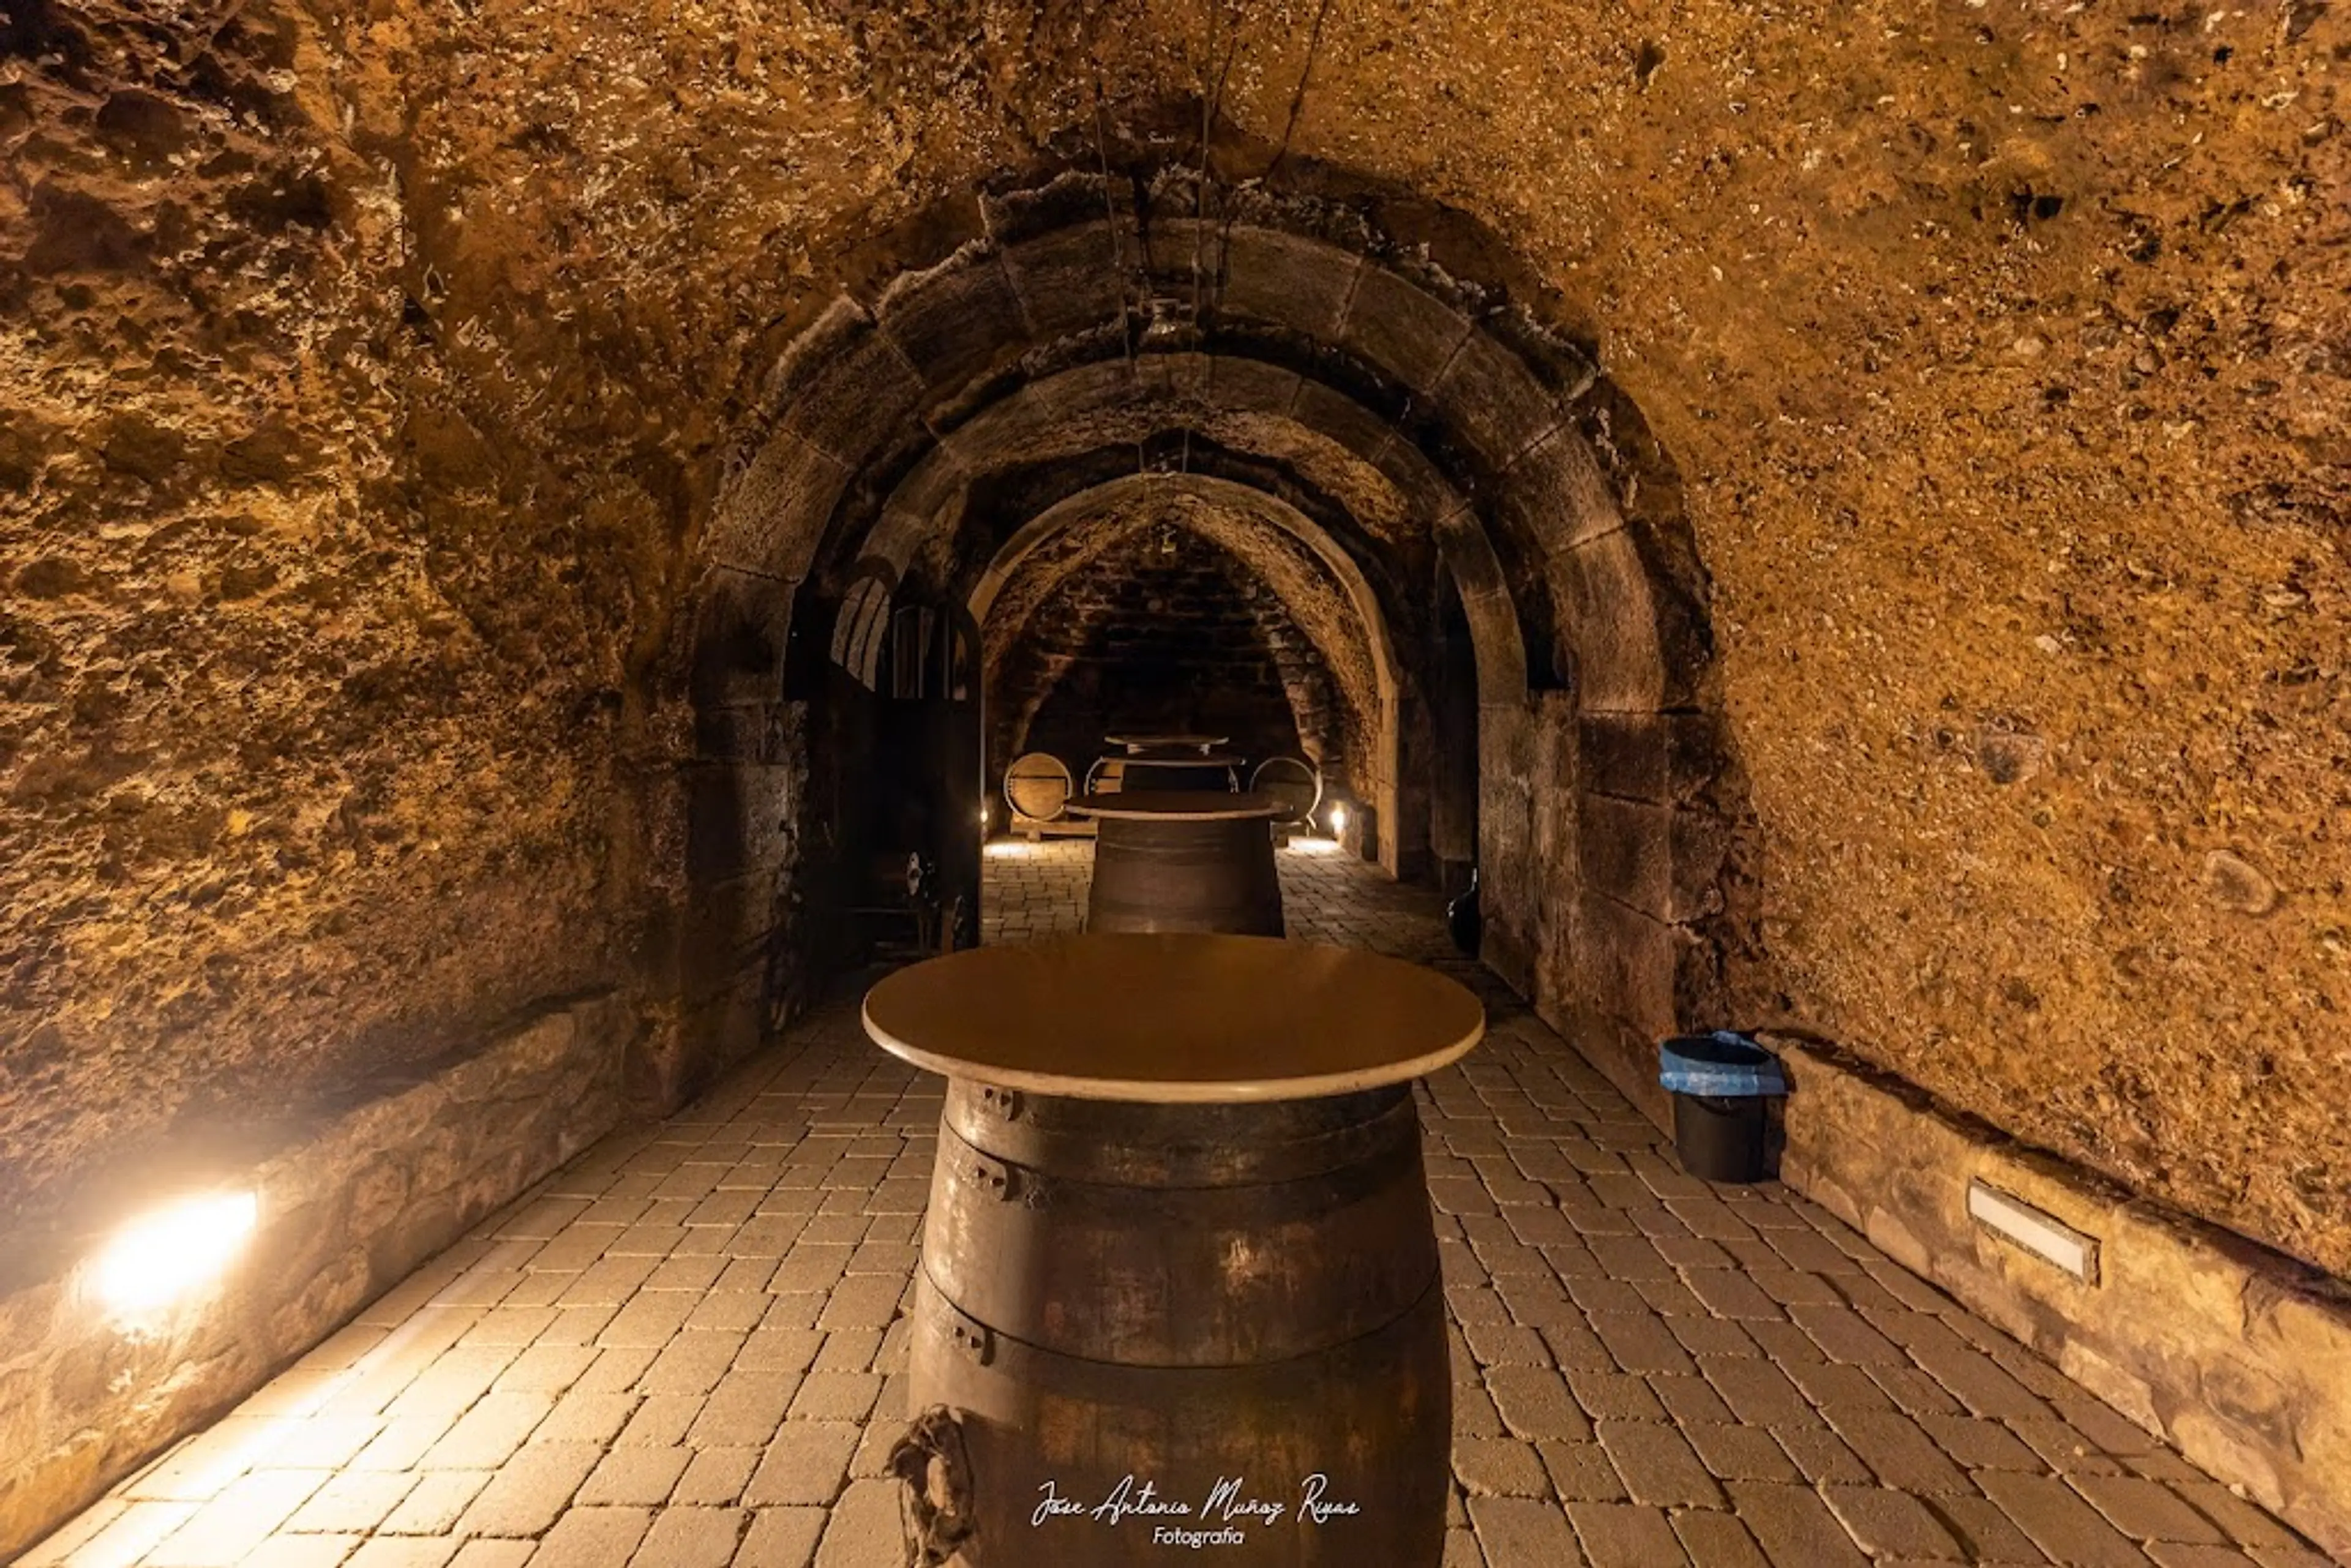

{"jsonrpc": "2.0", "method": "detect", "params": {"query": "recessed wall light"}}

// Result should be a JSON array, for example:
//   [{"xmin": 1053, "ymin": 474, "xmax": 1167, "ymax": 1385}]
[
  {"xmin": 94, "ymin": 1191, "xmax": 260, "ymax": 1317},
  {"xmin": 1967, "ymin": 1179, "xmax": 2099, "ymax": 1284}
]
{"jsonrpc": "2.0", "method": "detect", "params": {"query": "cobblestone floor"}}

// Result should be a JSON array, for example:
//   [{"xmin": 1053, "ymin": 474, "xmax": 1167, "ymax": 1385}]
[{"xmin": 30, "ymin": 841, "xmax": 2328, "ymax": 1567}]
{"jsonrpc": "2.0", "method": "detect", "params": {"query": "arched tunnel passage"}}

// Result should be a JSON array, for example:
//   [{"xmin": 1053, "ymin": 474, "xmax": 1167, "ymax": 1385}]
[{"xmin": 650, "ymin": 149, "xmax": 1730, "ymax": 1127}]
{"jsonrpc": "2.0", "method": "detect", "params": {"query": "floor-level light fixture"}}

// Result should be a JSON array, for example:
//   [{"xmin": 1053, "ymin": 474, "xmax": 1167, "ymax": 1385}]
[{"xmin": 93, "ymin": 1190, "xmax": 260, "ymax": 1318}]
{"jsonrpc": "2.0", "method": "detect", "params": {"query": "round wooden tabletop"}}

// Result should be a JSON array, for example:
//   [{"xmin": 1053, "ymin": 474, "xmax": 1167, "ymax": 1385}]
[
  {"xmin": 1064, "ymin": 790, "xmax": 1282, "ymax": 822},
  {"xmin": 862, "ymin": 934, "xmax": 1486, "ymax": 1101},
  {"xmin": 1106, "ymin": 733, "xmax": 1228, "ymax": 752},
  {"xmin": 1114, "ymin": 751, "xmax": 1246, "ymax": 770}
]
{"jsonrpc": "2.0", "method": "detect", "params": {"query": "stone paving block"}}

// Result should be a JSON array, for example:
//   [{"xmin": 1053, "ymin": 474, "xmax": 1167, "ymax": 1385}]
[
  {"xmin": 1568, "ymin": 1501, "xmax": 1689, "ymax": 1567},
  {"xmin": 1536, "ymin": 1441, "xmax": 1630, "ymax": 1504},
  {"xmin": 616, "ymin": 1394, "xmax": 704, "ymax": 1447},
  {"xmin": 1466, "ymin": 1496, "xmax": 1585, "ymax": 1567},
  {"xmin": 1720, "ymin": 1480, "xmax": 1872, "ymax": 1567},
  {"xmin": 534, "ymin": 1389, "xmax": 636, "ymax": 1446},
  {"xmin": 1682, "ymin": 1422, "xmax": 1802, "ymax": 1484},
  {"xmin": 1486, "ymin": 1366, "xmax": 1593, "ymax": 1440},
  {"xmin": 2071, "ymin": 1472, "xmax": 2235, "ymax": 1544},
  {"xmin": 453, "ymin": 1443, "xmax": 601, "ymax": 1537},
  {"xmin": 1769, "ymin": 1422, "xmax": 1876, "ymax": 1485},
  {"xmin": 283, "ymin": 1471, "xmax": 419, "ymax": 1535},
  {"xmin": 1649, "ymin": 1373, "xmax": 1736, "ymax": 1427},
  {"xmin": 345, "ymin": 1542, "xmax": 460, "ymax": 1568},
  {"xmin": 526, "ymin": 1506, "xmax": 651, "ymax": 1567},
  {"xmin": 1977, "ymin": 1469, "xmax": 2160, "ymax": 1567},
  {"xmin": 425, "ymin": 1394, "xmax": 551, "ymax": 1470},
  {"xmin": 689, "ymin": 1373, "xmax": 800, "ymax": 1448},
  {"xmin": 1910, "ymin": 1340, "xmax": 2052, "ymax": 1421},
  {"xmin": 1782, "ymin": 1356, "xmax": 1895, "ymax": 1412},
  {"xmin": 1930, "ymin": 1490, "xmax": 2055, "ymax": 1563},
  {"xmin": 1917, "ymin": 1411, "xmax": 2044, "ymax": 1471},
  {"xmin": 786, "ymin": 1373, "xmax": 883, "ymax": 1423},
  {"xmin": 144, "ymin": 1469, "xmax": 330, "ymax": 1566},
  {"xmin": 596, "ymin": 1293, "xmax": 697, "ymax": 1349},
  {"xmin": 1741, "ymin": 1318, "xmax": 1829, "ymax": 1367},
  {"xmin": 2172, "ymin": 1480, "xmax": 2323, "ymax": 1552},
  {"xmin": 2147, "ymin": 1545, "xmax": 2270, "ymax": 1567},
  {"xmin": 380, "ymin": 1470, "xmax": 497, "ymax": 1536},
  {"xmin": 1454, "ymin": 1438, "xmax": 1553, "ymax": 1498},
  {"xmin": 740, "ymin": 1327, "xmax": 826, "ymax": 1375},
  {"xmin": 1670, "ymin": 1508, "xmax": 1772, "ymax": 1568},
  {"xmin": 239, "ymin": 1536, "xmax": 369, "ymax": 1568},
  {"xmin": 1698, "ymin": 1358, "xmax": 1819, "ymax": 1428},
  {"xmin": 1443, "ymin": 1525, "xmax": 1488, "ymax": 1566},
  {"xmin": 1682, "ymin": 1269, "xmax": 1783, "ymax": 1320},
  {"xmin": 2009, "ymin": 1413, "xmax": 2134, "ymax": 1476},
  {"xmin": 1594, "ymin": 1420, "xmax": 1723, "ymax": 1508},
  {"xmin": 1564, "ymin": 1368, "xmax": 1668, "ymax": 1422},
  {"xmin": 495, "ymin": 1345, "xmax": 600, "ymax": 1396},
  {"xmin": 1589, "ymin": 1308, "xmax": 1700, "ymax": 1375},
  {"xmin": 1663, "ymin": 1316, "xmax": 1759, "ymax": 1360},
  {"xmin": 636, "ymin": 1506, "xmax": 751, "ymax": 1567},
  {"xmin": 577, "ymin": 1445, "xmax": 691, "ymax": 1507},
  {"xmin": 1864, "ymin": 1361, "xmax": 1968, "ymax": 1419},
  {"xmin": 1820, "ymin": 1405, "xmax": 1973, "ymax": 1493},
  {"xmin": 744, "ymin": 1422, "xmax": 861, "ymax": 1507},
  {"xmin": 1455, "ymin": 1382, "xmax": 1506, "ymax": 1439},
  {"xmin": 1820, "ymin": 1484, "xmax": 1968, "ymax": 1557},
  {"xmin": 811, "ymin": 1479, "xmax": 901, "ymax": 1568}
]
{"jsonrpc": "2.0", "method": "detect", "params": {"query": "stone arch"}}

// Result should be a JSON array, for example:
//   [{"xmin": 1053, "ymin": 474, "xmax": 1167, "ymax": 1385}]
[
  {"xmin": 969, "ymin": 472, "xmax": 1407, "ymax": 868},
  {"xmin": 653, "ymin": 146, "xmax": 1731, "ymax": 1118}
]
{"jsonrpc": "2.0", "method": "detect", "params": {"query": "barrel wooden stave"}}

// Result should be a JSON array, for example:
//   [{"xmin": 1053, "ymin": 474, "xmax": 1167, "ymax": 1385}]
[
  {"xmin": 907, "ymin": 1084, "xmax": 1449, "ymax": 1567},
  {"xmin": 924, "ymin": 1122, "xmax": 1436, "ymax": 1366},
  {"xmin": 910, "ymin": 1274, "xmax": 1450, "ymax": 1568},
  {"xmin": 1086, "ymin": 817, "xmax": 1283, "ymax": 936}
]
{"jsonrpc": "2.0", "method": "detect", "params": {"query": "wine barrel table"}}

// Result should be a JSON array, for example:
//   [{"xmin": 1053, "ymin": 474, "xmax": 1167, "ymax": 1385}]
[
  {"xmin": 864, "ymin": 934, "xmax": 1485, "ymax": 1568},
  {"xmin": 1104, "ymin": 731, "xmax": 1230, "ymax": 756},
  {"xmin": 1066, "ymin": 790, "xmax": 1283, "ymax": 936},
  {"xmin": 1092, "ymin": 749, "xmax": 1245, "ymax": 793}
]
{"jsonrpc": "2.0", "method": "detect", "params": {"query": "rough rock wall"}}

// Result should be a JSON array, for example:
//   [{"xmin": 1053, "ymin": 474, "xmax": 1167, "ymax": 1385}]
[
  {"xmin": 1177, "ymin": 0, "xmax": 2350, "ymax": 1273},
  {"xmin": 0, "ymin": 0, "xmax": 1173, "ymax": 1218},
  {"xmin": 6, "ymin": 0, "xmax": 2347, "ymax": 1290}
]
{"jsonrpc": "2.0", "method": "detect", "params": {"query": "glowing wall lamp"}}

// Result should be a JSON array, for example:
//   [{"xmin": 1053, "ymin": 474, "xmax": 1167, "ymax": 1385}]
[
  {"xmin": 1327, "ymin": 803, "xmax": 1351, "ymax": 840},
  {"xmin": 92, "ymin": 1190, "xmax": 259, "ymax": 1318}
]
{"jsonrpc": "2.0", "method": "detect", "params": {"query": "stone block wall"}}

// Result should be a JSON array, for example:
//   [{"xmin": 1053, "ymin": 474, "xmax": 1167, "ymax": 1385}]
[
  {"xmin": 989, "ymin": 528, "xmax": 1345, "ymax": 787},
  {"xmin": 1771, "ymin": 1033, "xmax": 2351, "ymax": 1558},
  {"xmin": 0, "ymin": 996, "xmax": 634, "ymax": 1561}
]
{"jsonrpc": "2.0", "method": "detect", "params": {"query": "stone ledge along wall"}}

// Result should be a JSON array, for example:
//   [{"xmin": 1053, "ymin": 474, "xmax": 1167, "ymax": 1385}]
[{"xmin": 0, "ymin": 996, "xmax": 631, "ymax": 1561}]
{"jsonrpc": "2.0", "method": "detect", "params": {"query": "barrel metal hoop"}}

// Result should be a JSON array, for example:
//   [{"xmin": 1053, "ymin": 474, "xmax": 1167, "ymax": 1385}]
[{"xmin": 888, "ymin": 1405, "xmax": 978, "ymax": 1567}]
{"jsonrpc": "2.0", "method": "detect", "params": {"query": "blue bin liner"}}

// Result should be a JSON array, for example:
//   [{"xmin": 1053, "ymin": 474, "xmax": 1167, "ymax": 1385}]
[{"xmin": 1659, "ymin": 1032, "xmax": 1788, "ymax": 1097}]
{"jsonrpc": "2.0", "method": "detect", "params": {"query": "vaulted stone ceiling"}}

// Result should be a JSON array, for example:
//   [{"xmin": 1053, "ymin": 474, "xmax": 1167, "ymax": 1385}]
[{"xmin": 2, "ymin": 0, "xmax": 2345, "ymax": 1291}]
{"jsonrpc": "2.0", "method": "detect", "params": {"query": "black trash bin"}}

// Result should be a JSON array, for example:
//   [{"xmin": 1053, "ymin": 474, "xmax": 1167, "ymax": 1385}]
[{"xmin": 1659, "ymin": 1033, "xmax": 1788, "ymax": 1183}]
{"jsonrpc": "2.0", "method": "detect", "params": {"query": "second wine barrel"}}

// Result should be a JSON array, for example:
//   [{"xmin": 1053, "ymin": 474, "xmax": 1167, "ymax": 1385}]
[{"xmin": 1085, "ymin": 814, "xmax": 1283, "ymax": 936}]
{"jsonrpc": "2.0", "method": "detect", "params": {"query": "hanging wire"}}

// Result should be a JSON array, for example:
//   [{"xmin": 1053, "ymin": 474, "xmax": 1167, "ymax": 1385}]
[
  {"xmin": 1090, "ymin": 69, "xmax": 1137, "ymax": 377},
  {"xmin": 1266, "ymin": 0, "xmax": 1337, "ymax": 187}
]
